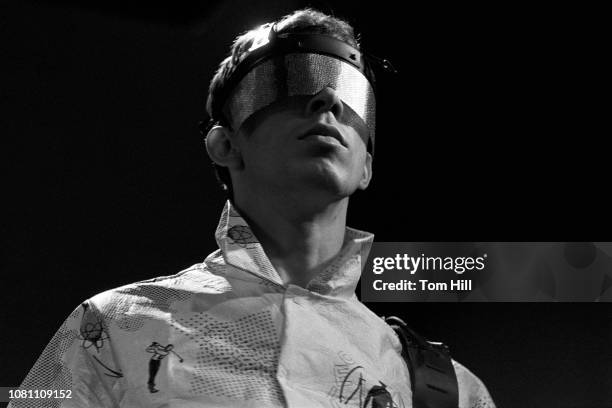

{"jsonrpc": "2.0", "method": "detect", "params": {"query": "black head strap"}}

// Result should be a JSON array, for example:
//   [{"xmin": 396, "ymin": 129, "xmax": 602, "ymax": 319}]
[{"xmin": 217, "ymin": 26, "xmax": 377, "ymax": 119}]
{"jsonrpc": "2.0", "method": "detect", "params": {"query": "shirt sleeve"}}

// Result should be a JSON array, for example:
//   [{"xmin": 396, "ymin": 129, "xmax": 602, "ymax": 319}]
[
  {"xmin": 9, "ymin": 300, "xmax": 124, "ymax": 408},
  {"xmin": 453, "ymin": 360, "xmax": 496, "ymax": 408}
]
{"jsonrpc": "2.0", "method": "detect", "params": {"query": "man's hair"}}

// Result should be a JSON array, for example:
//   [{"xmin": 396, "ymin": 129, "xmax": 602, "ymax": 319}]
[{"xmin": 204, "ymin": 8, "xmax": 360, "ymax": 197}]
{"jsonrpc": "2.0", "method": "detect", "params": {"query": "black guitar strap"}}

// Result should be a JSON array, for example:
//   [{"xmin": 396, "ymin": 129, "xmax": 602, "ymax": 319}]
[{"xmin": 385, "ymin": 316, "xmax": 459, "ymax": 408}]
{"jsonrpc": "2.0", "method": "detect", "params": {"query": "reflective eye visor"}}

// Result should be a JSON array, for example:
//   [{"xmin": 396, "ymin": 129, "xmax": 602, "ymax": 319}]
[{"xmin": 219, "ymin": 31, "xmax": 376, "ymax": 148}]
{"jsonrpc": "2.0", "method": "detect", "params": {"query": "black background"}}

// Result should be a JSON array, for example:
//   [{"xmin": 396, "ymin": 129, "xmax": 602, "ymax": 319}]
[{"xmin": 2, "ymin": 1, "xmax": 611, "ymax": 407}]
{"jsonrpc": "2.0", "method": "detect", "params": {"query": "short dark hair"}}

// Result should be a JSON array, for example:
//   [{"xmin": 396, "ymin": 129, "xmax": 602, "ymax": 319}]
[{"xmin": 204, "ymin": 8, "xmax": 360, "ymax": 196}]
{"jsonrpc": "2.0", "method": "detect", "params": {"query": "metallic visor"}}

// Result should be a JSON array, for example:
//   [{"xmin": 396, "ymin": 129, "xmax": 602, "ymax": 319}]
[{"xmin": 223, "ymin": 53, "xmax": 376, "ymax": 143}]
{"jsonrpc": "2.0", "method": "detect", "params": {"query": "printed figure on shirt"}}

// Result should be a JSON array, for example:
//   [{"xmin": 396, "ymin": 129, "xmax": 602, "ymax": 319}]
[{"xmin": 145, "ymin": 342, "xmax": 183, "ymax": 393}]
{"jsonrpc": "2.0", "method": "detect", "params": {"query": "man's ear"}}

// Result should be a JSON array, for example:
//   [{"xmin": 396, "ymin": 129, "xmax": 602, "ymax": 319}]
[
  {"xmin": 205, "ymin": 125, "xmax": 243, "ymax": 170},
  {"xmin": 358, "ymin": 152, "xmax": 373, "ymax": 190}
]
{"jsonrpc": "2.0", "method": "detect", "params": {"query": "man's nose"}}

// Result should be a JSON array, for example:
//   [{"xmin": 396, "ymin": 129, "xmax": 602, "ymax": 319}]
[{"xmin": 305, "ymin": 86, "xmax": 344, "ymax": 119}]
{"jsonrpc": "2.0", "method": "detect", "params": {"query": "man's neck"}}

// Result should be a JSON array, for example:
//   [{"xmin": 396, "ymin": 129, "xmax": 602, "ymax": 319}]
[{"xmin": 233, "ymin": 193, "xmax": 348, "ymax": 288}]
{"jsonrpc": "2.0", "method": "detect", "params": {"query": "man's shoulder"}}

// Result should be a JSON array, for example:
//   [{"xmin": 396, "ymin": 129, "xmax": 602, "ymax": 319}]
[
  {"xmin": 86, "ymin": 256, "xmax": 231, "ymax": 314},
  {"xmin": 452, "ymin": 360, "xmax": 496, "ymax": 408}
]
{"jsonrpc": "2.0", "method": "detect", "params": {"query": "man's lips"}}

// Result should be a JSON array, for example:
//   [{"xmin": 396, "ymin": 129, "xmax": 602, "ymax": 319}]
[{"xmin": 298, "ymin": 124, "xmax": 347, "ymax": 148}]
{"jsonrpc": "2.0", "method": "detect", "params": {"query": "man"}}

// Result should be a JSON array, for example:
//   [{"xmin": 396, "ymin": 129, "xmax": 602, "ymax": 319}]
[
  {"xmin": 11, "ymin": 9, "xmax": 495, "ymax": 408},
  {"xmin": 145, "ymin": 342, "xmax": 183, "ymax": 393}
]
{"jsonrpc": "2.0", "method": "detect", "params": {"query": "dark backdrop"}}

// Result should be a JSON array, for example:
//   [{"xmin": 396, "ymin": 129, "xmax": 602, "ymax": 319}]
[{"xmin": 2, "ymin": 1, "xmax": 610, "ymax": 407}]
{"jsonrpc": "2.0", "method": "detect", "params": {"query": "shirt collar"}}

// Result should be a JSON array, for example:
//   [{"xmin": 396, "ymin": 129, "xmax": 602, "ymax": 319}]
[{"xmin": 214, "ymin": 200, "xmax": 374, "ymax": 297}]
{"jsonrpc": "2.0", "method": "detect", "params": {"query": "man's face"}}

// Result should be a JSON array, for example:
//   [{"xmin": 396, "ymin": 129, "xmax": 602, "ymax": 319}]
[{"xmin": 231, "ymin": 88, "xmax": 372, "ymax": 200}]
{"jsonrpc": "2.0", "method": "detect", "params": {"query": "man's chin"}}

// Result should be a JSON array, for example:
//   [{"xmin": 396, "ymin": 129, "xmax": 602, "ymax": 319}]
[{"xmin": 290, "ymin": 168, "xmax": 354, "ymax": 199}]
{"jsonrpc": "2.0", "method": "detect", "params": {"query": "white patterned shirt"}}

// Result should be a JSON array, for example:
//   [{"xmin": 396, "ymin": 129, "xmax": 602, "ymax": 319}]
[{"xmin": 11, "ymin": 200, "xmax": 495, "ymax": 408}]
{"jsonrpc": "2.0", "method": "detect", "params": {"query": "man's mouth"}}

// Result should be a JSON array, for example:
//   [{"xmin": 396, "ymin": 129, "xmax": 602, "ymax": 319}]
[{"xmin": 299, "ymin": 124, "xmax": 347, "ymax": 148}]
